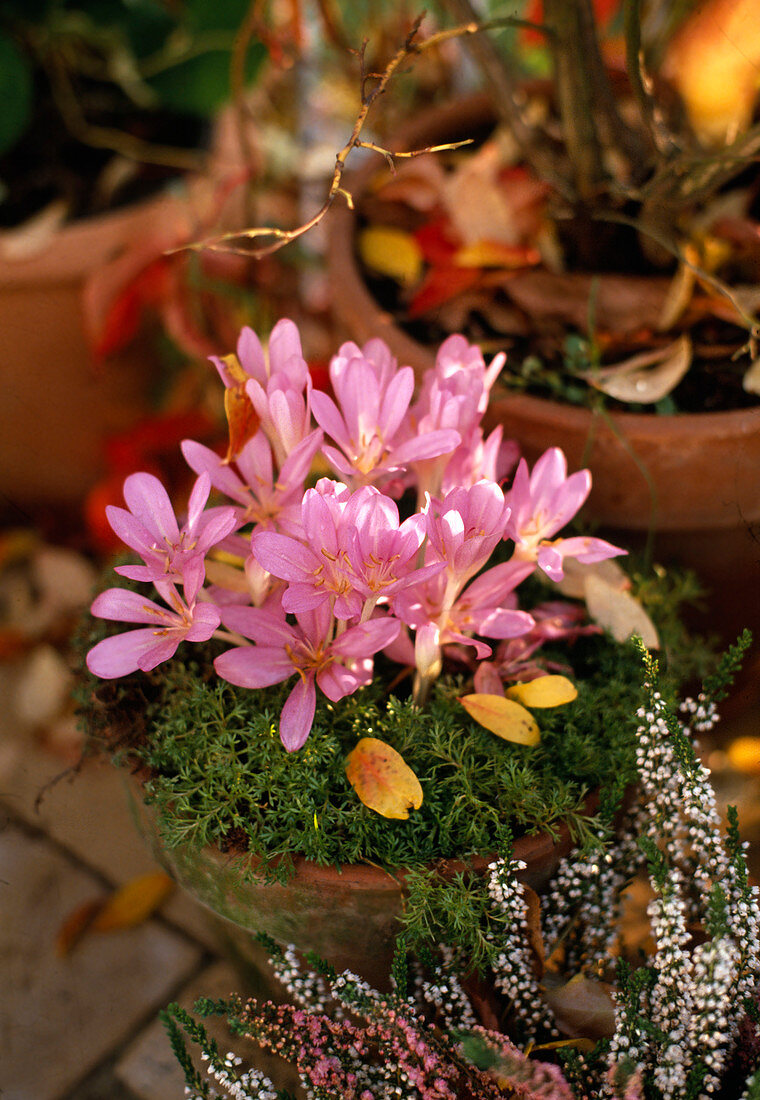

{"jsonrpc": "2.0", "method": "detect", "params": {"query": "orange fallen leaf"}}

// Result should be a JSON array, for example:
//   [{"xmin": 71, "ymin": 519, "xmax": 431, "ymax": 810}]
[
  {"xmin": 459, "ymin": 694, "xmax": 540, "ymax": 746},
  {"xmin": 506, "ymin": 675, "xmax": 578, "ymax": 708},
  {"xmin": 89, "ymin": 872, "xmax": 175, "ymax": 933},
  {"xmin": 408, "ymin": 266, "xmax": 482, "ymax": 318},
  {"xmin": 345, "ymin": 737, "xmax": 423, "ymax": 820},
  {"xmin": 726, "ymin": 736, "xmax": 760, "ymax": 775},
  {"xmin": 55, "ymin": 898, "xmax": 105, "ymax": 957}
]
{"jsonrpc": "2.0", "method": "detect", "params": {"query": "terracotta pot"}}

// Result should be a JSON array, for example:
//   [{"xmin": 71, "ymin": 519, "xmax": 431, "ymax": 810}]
[
  {"xmin": 125, "ymin": 770, "xmax": 592, "ymax": 990},
  {"xmin": 0, "ymin": 194, "xmax": 184, "ymax": 511},
  {"xmin": 326, "ymin": 94, "xmax": 760, "ymax": 666}
]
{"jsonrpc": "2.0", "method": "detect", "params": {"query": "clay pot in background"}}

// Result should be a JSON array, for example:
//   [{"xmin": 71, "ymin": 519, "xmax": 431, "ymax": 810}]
[{"xmin": 325, "ymin": 94, "xmax": 760, "ymax": 679}]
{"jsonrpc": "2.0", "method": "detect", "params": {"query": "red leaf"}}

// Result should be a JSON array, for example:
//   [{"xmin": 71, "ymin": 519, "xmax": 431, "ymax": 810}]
[
  {"xmin": 408, "ymin": 266, "xmax": 481, "ymax": 318},
  {"xmin": 413, "ymin": 218, "xmax": 460, "ymax": 265}
]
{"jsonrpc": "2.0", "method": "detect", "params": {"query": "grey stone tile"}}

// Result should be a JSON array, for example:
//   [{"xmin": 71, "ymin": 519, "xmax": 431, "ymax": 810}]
[
  {"xmin": 1, "ymin": 825, "xmax": 202, "ymax": 1100},
  {"xmin": 0, "ymin": 706, "xmax": 217, "ymax": 950}
]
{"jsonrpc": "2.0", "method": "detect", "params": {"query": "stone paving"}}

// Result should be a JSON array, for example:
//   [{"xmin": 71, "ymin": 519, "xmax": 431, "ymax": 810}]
[{"xmin": 0, "ymin": 657, "xmax": 233, "ymax": 1100}]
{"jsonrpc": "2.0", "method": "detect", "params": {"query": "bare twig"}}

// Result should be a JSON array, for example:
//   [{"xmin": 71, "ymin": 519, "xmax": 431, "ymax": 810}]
[
  {"xmin": 624, "ymin": 0, "xmax": 681, "ymax": 159},
  {"xmin": 46, "ymin": 48, "xmax": 206, "ymax": 173},
  {"xmin": 181, "ymin": 14, "xmax": 523, "ymax": 259}
]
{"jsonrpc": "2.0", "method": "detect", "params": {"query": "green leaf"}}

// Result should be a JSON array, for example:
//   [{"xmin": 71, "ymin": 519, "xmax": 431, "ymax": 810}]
[
  {"xmin": 0, "ymin": 33, "xmax": 33, "ymax": 156},
  {"xmin": 147, "ymin": 43, "xmax": 265, "ymax": 117}
]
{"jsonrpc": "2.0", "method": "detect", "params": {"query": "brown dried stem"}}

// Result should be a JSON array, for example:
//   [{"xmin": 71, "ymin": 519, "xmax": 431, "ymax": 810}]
[
  {"xmin": 45, "ymin": 48, "xmax": 206, "ymax": 173},
  {"xmin": 182, "ymin": 13, "xmax": 545, "ymax": 259}
]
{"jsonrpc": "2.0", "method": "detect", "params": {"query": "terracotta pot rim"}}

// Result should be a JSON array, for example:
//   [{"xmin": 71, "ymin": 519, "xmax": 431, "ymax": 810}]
[
  {"xmin": 0, "ymin": 187, "xmax": 191, "ymax": 288},
  {"xmin": 326, "ymin": 91, "xmax": 760, "ymax": 434},
  {"xmin": 127, "ymin": 767, "xmax": 597, "ymax": 890}
]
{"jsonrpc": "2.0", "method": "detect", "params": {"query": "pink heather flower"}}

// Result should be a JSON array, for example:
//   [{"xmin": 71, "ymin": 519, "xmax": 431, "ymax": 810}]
[
  {"xmin": 181, "ymin": 429, "xmax": 323, "ymax": 535},
  {"xmin": 504, "ymin": 447, "xmax": 626, "ymax": 581},
  {"xmin": 86, "ymin": 585, "xmax": 220, "ymax": 678},
  {"xmin": 107, "ymin": 471, "xmax": 237, "ymax": 603},
  {"xmin": 213, "ymin": 600, "xmax": 400, "ymax": 751},
  {"xmin": 310, "ymin": 348, "xmax": 460, "ymax": 487}
]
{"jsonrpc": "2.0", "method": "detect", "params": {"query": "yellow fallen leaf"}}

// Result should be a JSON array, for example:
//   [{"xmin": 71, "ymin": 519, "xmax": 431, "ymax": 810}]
[
  {"xmin": 89, "ymin": 872, "xmax": 175, "ymax": 932},
  {"xmin": 345, "ymin": 737, "xmax": 423, "ymax": 820},
  {"xmin": 459, "ymin": 694, "xmax": 540, "ymax": 746},
  {"xmin": 726, "ymin": 736, "xmax": 760, "ymax": 775},
  {"xmin": 584, "ymin": 574, "xmax": 660, "ymax": 650},
  {"xmin": 358, "ymin": 226, "xmax": 423, "ymax": 287},
  {"xmin": 506, "ymin": 675, "xmax": 577, "ymax": 708}
]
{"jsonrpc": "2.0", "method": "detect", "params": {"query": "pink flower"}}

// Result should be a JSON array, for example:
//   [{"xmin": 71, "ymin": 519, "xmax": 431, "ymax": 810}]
[
  {"xmin": 311, "ymin": 347, "xmax": 459, "ymax": 487},
  {"xmin": 473, "ymin": 600, "xmax": 600, "ymax": 689},
  {"xmin": 86, "ymin": 585, "xmax": 220, "ymax": 677},
  {"xmin": 107, "ymin": 471, "xmax": 237, "ymax": 603},
  {"xmin": 425, "ymin": 481, "xmax": 511, "ymax": 593},
  {"xmin": 214, "ymin": 600, "xmax": 400, "ymax": 750},
  {"xmin": 211, "ymin": 320, "xmax": 312, "ymax": 467},
  {"xmin": 182, "ymin": 429, "xmax": 323, "ymax": 535},
  {"xmin": 394, "ymin": 559, "xmax": 535, "ymax": 663},
  {"xmin": 252, "ymin": 481, "xmax": 442, "ymax": 621},
  {"xmin": 504, "ymin": 448, "xmax": 625, "ymax": 581}
]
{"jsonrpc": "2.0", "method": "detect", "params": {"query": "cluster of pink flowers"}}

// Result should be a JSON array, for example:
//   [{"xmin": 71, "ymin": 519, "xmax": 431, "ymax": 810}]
[{"xmin": 87, "ymin": 320, "xmax": 624, "ymax": 751}]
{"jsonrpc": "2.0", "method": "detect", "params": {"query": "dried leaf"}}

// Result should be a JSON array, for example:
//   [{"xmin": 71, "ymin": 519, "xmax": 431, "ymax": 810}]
[
  {"xmin": 358, "ymin": 225, "xmax": 423, "ymax": 287},
  {"xmin": 0, "ymin": 198, "xmax": 70, "ymax": 261},
  {"xmin": 55, "ymin": 899, "xmax": 105, "ymax": 957},
  {"xmin": 407, "ymin": 265, "xmax": 481, "ymax": 318},
  {"xmin": 224, "ymin": 386, "xmax": 260, "ymax": 462},
  {"xmin": 544, "ymin": 974, "xmax": 617, "ymax": 1040},
  {"xmin": 726, "ymin": 736, "xmax": 760, "ymax": 775},
  {"xmin": 459, "ymin": 694, "xmax": 540, "ymax": 746},
  {"xmin": 583, "ymin": 336, "xmax": 692, "ymax": 404},
  {"xmin": 500, "ymin": 270, "xmax": 671, "ymax": 334},
  {"xmin": 531, "ymin": 1037, "xmax": 597, "ymax": 1053},
  {"xmin": 743, "ymin": 357, "xmax": 760, "ymax": 395},
  {"xmin": 453, "ymin": 240, "xmax": 541, "ymax": 269},
  {"xmin": 345, "ymin": 737, "xmax": 423, "ymax": 820},
  {"xmin": 506, "ymin": 675, "xmax": 578, "ymax": 708},
  {"xmin": 657, "ymin": 260, "xmax": 697, "ymax": 331},
  {"xmin": 522, "ymin": 883, "xmax": 545, "ymax": 975},
  {"xmin": 584, "ymin": 574, "xmax": 660, "ymax": 649},
  {"xmin": 551, "ymin": 557, "xmax": 631, "ymax": 600},
  {"xmin": 89, "ymin": 872, "xmax": 174, "ymax": 933}
]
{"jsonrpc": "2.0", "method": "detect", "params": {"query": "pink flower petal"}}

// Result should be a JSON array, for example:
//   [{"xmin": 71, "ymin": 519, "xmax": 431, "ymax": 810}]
[
  {"xmin": 214, "ymin": 645, "xmax": 294, "ymax": 688},
  {"xmin": 86, "ymin": 629, "xmax": 179, "ymax": 678},
  {"xmin": 279, "ymin": 675, "xmax": 317, "ymax": 751},
  {"xmin": 123, "ymin": 472, "xmax": 180, "ymax": 544}
]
